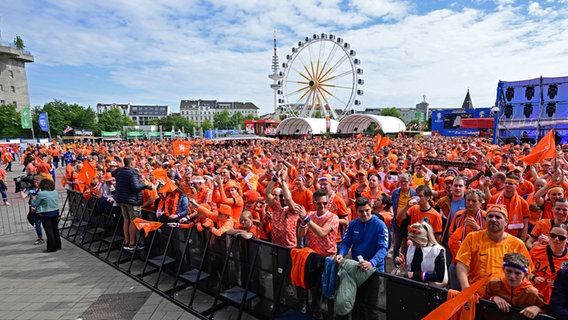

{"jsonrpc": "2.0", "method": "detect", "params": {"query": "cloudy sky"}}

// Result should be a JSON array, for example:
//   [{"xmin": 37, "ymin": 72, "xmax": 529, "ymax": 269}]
[{"xmin": 1, "ymin": 0, "xmax": 567, "ymax": 115}]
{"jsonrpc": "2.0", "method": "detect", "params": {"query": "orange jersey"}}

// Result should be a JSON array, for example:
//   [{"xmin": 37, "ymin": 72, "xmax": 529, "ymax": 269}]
[
  {"xmin": 529, "ymin": 245, "xmax": 568, "ymax": 304},
  {"xmin": 456, "ymin": 231, "xmax": 532, "ymax": 294}
]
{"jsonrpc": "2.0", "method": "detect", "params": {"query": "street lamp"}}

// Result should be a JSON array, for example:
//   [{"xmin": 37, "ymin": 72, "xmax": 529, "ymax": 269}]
[{"xmin": 491, "ymin": 106, "xmax": 500, "ymax": 144}]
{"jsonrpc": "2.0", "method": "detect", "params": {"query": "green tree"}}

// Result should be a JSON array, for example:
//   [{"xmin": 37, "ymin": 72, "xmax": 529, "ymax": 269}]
[
  {"xmin": 230, "ymin": 111, "xmax": 244, "ymax": 130},
  {"xmin": 201, "ymin": 119, "xmax": 213, "ymax": 131},
  {"xmin": 0, "ymin": 104, "xmax": 24, "ymax": 138},
  {"xmin": 13, "ymin": 35, "xmax": 25, "ymax": 50},
  {"xmin": 32, "ymin": 100, "xmax": 97, "ymax": 137},
  {"xmin": 98, "ymin": 107, "xmax": 136, "ymax": 132},
  {"xmin": 380, "ymin": 107, "xmax": 404, "ymax": 121},
  {"xmin": 156, "ymin": 114, "xmax": 197, "ymax": 134},
  {"xmin": 213, "ymin": 110, "xmax": 232, "ymax": 129}
]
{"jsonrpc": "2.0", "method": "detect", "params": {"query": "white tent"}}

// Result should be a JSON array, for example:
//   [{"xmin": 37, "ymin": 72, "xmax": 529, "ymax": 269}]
[
  {"xmin": 275, "ymin": 117, "xmax": 339, "ymax": 135},
  {"xmin": 337, "ymin": 114, "xmax": 406, "ymax": 134}
]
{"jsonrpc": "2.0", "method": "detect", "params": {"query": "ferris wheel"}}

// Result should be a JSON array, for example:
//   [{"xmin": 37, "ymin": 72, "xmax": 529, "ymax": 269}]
[{"xmin": 278, "ymin": 33, "xmax": 363, "ymax": 120}]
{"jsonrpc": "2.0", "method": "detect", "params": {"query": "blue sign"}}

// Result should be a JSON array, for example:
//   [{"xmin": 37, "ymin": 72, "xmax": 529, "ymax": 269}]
[{"xmin": 39, "ymin": 113, "xmax": 50, "ymax": 132}]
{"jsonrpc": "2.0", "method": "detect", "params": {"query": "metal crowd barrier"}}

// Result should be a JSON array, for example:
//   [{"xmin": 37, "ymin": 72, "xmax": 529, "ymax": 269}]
[
  {"xmin": 58, "ymin": 190, "xmax": 558, "ymax": 320},
  {"xmin": 0, "ymin": 190, "xmax": 67, "ymax": 236}
]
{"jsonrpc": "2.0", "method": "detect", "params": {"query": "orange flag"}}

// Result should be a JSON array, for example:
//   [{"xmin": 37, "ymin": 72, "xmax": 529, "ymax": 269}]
[
  {"xmin": 379, "ymin": 137, "xmax": 393, "ymax": 149},
  {"xmin": 374, "ymin": 134, "xmax": 382, "ymax": 152},
  {"xmin": 519, "ymin": 129, "xmax": 557, "ymax": 165},
  {"xmin": 172, "ymin": 140, "xmax": 191, "ymax": 156},
  {"xmin": 77, "ymin": 160, "xmax": 96, "ymax": 185},
  {"xmin": 158, "ymin": 178, "xmax": 177, "ymax": 194},
  {"xmin": 133, "ymin": 218, "xmax": 163, "ymax": 236},
  {"xmin": 152, "ymin": 168, "xmax": 169, "ymax": 184},
  {"xmin": 422, "ymin": 276, "xmax": 489, "ymax": 320}
]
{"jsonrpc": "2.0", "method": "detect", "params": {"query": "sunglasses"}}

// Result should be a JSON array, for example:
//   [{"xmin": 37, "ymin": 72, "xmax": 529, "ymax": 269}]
[
  {"xmin": 550, "ymin": 233, "xmax": 567, "ymax": 241},
  {"xmin": 315, "ymin": 201, "xmax": 328, "ymax": 206}
]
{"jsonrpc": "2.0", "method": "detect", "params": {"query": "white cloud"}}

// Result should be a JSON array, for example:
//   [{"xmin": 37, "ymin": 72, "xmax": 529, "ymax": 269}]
[{"xmin": 2, "ymin": 0, "xmax": 568, "ymax": 115}]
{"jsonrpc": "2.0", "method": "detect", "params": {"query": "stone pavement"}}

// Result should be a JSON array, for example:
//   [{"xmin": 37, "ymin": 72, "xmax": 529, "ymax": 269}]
[
  {"xmin": 0, "ymin": 230, "xmax": 199, "ymax": 320},
  {"xmin": 0, "ymin": 161, "xmax": 202, "ymax": 320}
]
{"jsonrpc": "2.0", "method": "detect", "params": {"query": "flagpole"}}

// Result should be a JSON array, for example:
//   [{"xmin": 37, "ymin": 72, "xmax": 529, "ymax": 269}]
[{"xmin": 31, "ymin": 120, "xmax": 35, "ymax": 140}]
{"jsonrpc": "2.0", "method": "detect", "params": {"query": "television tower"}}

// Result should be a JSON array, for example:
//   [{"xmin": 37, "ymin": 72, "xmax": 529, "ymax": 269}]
[{"xmin": 268, "ymin": 30, "xmax": 282, "ymax": 116}]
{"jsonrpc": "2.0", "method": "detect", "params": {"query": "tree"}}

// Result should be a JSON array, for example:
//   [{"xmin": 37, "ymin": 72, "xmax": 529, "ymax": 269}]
[
  {"xmin": 313, "ymin": 110, "xmax": 324, "ymax": 118},
  {"xmin": 201, "ymin": 119, "xmax": 213, "ymax": 131},
  {"xmin": 32, "ymin": 100, "xmax": 97, "ymax": 137},
  {"xmin": 0, "ymin": 104, "xmax": 24, "ymax": 138},
  {"xmin": 213, "ymin": 110, "xmax": 232, "ymax": 129},
  {"xmin": 13, "ymin": 35, "xmax": 25, "ymax": 51},
  {"xmin": 230, "ymin": 111, "xmax": 244, "ymax": 130},
  {"xmin": 380, "ymin": 107, "xmax": 404, "ymax": 121},
  {"xmin": 156, "ymin": 114, "xmax": 197, "ymax": 133},
  {"xmin": 98, "ymin": 107, "xmax": 136, "ymax": 132}
]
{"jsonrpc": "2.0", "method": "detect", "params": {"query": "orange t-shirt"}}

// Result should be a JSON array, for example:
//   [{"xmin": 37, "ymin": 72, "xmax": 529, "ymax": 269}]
[{"xmin": 456, "ymin": 231, "xmax": 532, "ymax": 294}]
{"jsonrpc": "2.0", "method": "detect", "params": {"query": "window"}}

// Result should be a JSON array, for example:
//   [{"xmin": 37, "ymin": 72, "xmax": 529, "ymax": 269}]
[
  {"xmin": 0, "ymin": 100, "xmax": 4, "ymax": 105},
  {"xmin": 9, "ymin": 70, "xmax": 14, "ymax": 78},
  {"xmin": 13, "ymin": 101, "xmax": 17, "ymax": 107},
  {"xmin": 11, "ymin": 86, "xmax": 15, "ymax": 93},
  {"xmin": 0, "ymin": 84, "xmax": 2, "ymax": 91}
]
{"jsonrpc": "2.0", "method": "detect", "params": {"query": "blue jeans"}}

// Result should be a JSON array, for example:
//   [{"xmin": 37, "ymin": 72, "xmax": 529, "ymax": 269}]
[
  {"xmin": 33, "ymin": 212, "xmax": 43, "ymax": 238},
  {"xmin": 0, "ymin": 182, "xmax": 7, "ymax": 203}
]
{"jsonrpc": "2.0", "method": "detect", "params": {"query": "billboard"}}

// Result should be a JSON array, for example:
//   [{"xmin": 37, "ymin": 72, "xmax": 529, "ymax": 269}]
[{"xmin": 431, "ymin": 108, "xmax": 491, "ymax": 136}]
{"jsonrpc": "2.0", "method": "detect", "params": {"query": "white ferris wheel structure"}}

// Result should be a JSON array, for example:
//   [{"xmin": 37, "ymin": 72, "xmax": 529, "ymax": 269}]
[{"xmin": 278, "ymin": 33, "xmax": 363, "ymax": 121}]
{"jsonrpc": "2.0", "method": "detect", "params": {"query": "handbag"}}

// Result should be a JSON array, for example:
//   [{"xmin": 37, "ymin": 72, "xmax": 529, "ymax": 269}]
[{"xmin": 27, "ymin": 210, "xmax": 36, "ymax": 226}]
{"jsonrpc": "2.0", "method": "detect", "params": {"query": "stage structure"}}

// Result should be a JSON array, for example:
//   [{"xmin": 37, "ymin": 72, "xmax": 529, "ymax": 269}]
[{"xmin": 495, "ymin": 76, "xmax": 568, "ymax": 143}]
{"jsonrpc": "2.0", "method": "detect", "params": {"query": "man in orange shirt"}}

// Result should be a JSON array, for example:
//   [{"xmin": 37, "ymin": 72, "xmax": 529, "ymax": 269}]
[
  {"xmin": 397, "ymin": 185, "xmax": 443, "ymax": 242},
  {"xmin": 488, "ymin": 175, "xmax": 529, "ymax": 240},
  {"xmin": 456, "ymin": 204, "xmax": 532, "ymax": 294},
  {"xmin": 296, "ymin": 188, "xmax": 339, "ymax": 318},
  {"xmin": 291, "ymin": 175, "xmax": 315, "ymax": 212}
]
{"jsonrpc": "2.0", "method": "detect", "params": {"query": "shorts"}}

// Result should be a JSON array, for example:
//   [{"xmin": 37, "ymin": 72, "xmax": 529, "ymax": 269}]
[{"xmin": 119, "ymin": 203, "xmax": 141, "ymax": 220}]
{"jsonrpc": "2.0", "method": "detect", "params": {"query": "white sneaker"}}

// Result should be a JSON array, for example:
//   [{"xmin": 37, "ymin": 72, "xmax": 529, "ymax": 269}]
[{"xmin": 4, "ymin": 202, "xmax": 10, "ymax": 206}]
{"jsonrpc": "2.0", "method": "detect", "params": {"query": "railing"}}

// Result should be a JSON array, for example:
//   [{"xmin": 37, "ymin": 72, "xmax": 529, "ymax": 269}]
[
  {"xmin": 0, "ymin": 190, "xmax": 67, "ymax": 236},
  {"xmin": 58, "ymin": 190, "xmax": 557, "ymax": 320}
]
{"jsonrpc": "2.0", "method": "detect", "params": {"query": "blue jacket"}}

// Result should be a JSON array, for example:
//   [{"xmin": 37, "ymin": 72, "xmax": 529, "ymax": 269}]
[
  {"xmin": 338, "ymin": 215, "xmax": 388, "ymax": 271},
  {"xmin": 31, "ymin": 190, "xmax": 59, "ymax": 216},
  {"xmin": 113, "ymin": 167, "xmax": 150, "ymax": 205}
]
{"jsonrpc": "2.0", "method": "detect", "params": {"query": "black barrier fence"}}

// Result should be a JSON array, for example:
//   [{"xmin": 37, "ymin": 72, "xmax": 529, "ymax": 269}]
[{"xmin": 59, "ymin": 190, "xmax": 557, "ymax": 320}]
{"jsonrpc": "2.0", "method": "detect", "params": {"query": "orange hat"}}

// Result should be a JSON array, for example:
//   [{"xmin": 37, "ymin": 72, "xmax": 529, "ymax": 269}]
[
  {"xmin": 487, "ymin": 204, "xmax": 508, "ymax": 218},
  {"xmin": 357, "ymin": 169, "xmax": 368, "ymax": 176},
  {"xmin": 102, "ymin": 172, "xmax": 114, "ymax": 182},
  {"xmin": 244, "ymin": 190, "xmax": 261, "ymax": 202},
  {"xmin": 218, "ymin": 204, "xmax": 232, "ymax": 216},
  {"xmin": 225, "ymin": 181, "xmax": 238, "ymax": 190}
]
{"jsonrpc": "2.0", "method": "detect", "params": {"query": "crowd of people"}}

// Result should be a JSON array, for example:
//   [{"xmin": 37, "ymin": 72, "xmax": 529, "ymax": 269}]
[{"xmin": 7, "ymin": 133, "xmax": 568, "ymax": 319}]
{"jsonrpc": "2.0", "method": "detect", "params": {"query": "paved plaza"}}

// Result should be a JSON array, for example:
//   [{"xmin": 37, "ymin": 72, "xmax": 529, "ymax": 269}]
[{"xmin": 0, "ymin": 163, "xmax": 204, "ymax": 320}]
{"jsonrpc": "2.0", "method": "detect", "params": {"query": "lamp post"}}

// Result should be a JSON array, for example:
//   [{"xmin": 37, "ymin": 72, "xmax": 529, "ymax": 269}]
[{"xmin": 491, "ymin": 106, "xmax": 500, "ymax": 144}]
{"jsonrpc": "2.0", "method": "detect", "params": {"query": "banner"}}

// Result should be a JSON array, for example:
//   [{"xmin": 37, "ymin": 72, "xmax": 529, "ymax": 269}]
[
  {"xmin": 63, "ymin": 126, "xmax": 73, "ymax": 133},
  {"xmin": 21, "ymin": 107, "xmax": 32, "ymax": 129},
  {"xmin": 38, "ymin": 113, "xmax": 49, "ymax": 132},
  {"xmin": 101, "ymin": 131, "xmax": 121, "ymax": 137}
]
